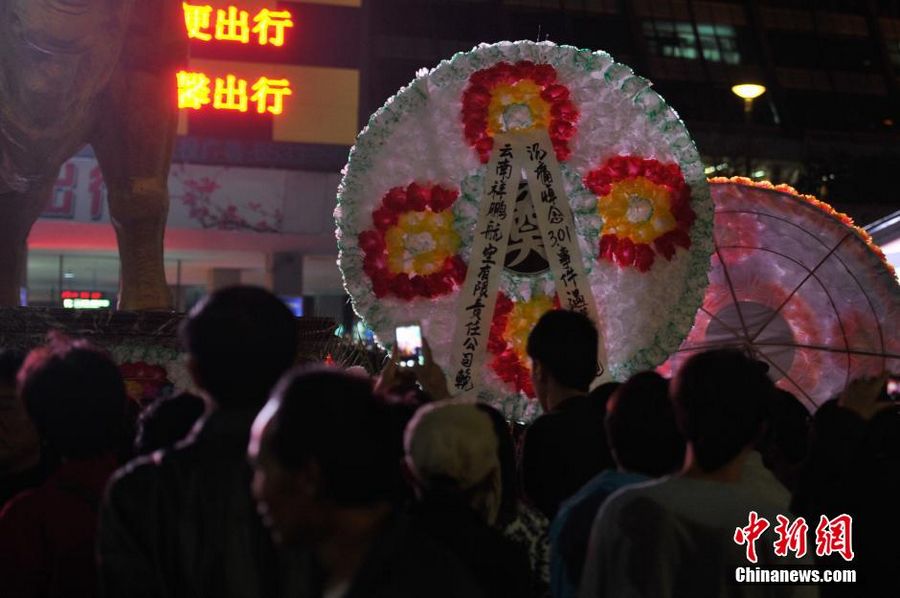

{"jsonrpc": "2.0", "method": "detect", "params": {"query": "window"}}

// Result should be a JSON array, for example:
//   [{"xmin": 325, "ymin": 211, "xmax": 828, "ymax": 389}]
[
  {"xmin": 888, "ymin": 40, "xmax": 900, "ymax": 73},
  {"xmin": 643, "ymin": 20, "xmax": 741, "ymax": 65}
]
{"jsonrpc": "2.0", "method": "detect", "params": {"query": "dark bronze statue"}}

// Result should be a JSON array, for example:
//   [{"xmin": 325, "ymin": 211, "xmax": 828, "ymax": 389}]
[{"xmin": 0, "ymin": 0, "xmax": 186, "ymax": 309}]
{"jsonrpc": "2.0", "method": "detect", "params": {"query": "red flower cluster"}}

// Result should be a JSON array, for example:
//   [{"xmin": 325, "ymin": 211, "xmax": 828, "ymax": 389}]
[
  {"xmin": 359, "ymin": 182, "xmax": 467, "ymax": 301},
  {"xmin": 487, "ymin": 294, "xmax": 536, "ymax": 396},
  {"xmin": 586, "ymin": 156, "xmax": 696, "ymax": 272},
  {"xmin": 120, "ymin": 361, "xmax": 171, "ymax": 404},
  {"xmin": 486, "ymin": 293, "xmax": 562, "ymax": 396},
  {"xmin": 461, "ymin": 61, "xmax": 579, "ymax": 163}
]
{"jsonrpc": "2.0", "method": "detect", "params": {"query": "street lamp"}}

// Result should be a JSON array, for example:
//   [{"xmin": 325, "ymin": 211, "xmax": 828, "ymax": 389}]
[
  {"xmin": 731, "ymin": 83, "xmax": 767, "ymax": 178},
  {"xmin": 731, "ymin": 83, "xmax": 766, "ymax": 122}
]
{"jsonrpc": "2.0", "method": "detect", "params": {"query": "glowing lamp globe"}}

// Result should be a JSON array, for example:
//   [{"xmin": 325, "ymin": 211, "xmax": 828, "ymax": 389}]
[{"xmin": 731, "ymin": 84, "xmax": 766, "ymax": 100}]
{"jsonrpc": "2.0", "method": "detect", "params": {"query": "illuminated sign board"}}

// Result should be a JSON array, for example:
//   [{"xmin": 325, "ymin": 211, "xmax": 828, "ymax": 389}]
[
  {"xmin": 177, "ymin": 72, "xmax": 292, "ymax": 114},
  {"xmin": 60, "ymin": 291, "xmax": 112, "ymax": 310},
  {"xmin": 178, "ymin": 3, "xmax": 295, "ymax": 115},
  {"xmin": 183, "ymin": 4, "xmax": 294, "ymax": 46},
  {"xmin": 176, "ymin": 0, "xmax": 361, "ymax": 146}
]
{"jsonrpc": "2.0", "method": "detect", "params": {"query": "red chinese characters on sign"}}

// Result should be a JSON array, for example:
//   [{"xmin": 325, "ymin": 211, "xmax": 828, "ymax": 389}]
[
  {"xmin": 177, "ymin": 71, "xmax": 212, "ymax": 110},
  {"xmin": 250, "ymin": 77, "xmax": 292, "ymax": 114},
  {"xmin": 183, "ymin": 3, "xmax": 294, "ymax": 46},
  {"xmin": 45, "ymin": 162, "xmax": 79, "ymax": 218},
  {"xmin": 183, "ymin": 3, "xmax": 213, "ymax": 41},
  {"xmin": 215, "ymin": 5, "xmax": 250, "ymax": 43},
  {"xmin": 735, "ymin": 513, "xmax": 854, "ymax": 562},
  {"xmin": 178, "ymin": 3, "xmax": 294, "ymax": 115},
  {"xmin": 252, "ymin": 9, "xmax": 294, "ymax": 46},
  {"xmin": 45, "ymin": 161, "xmax": 106, "ymax": 220},
  {"xmin": 213, "ymin": 74, "xmax": 249, "ymax": 112},
  {"xmin": 177, "ymin": 72, "xmax": 292, "ymax": 114},
  {"xmin": 61, "ymin": 291, "xmax": 104, "ymax": 300}
]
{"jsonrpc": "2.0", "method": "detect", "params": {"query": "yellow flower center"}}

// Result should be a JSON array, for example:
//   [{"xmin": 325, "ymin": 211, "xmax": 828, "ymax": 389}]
[
  {"xmin": 598, "ymin": 177, "xmax": 677, "ymax": 244},
  {"xmin": 385, "ymin": 211, "xmax": 460, "ymax": 275},
  {"xmin": 505, "ymin": 295, "xmax": 555, "ymax": 361},
  {"xmin": 487, "ymin": 80, "xmax": 551, "ymax": 135}
]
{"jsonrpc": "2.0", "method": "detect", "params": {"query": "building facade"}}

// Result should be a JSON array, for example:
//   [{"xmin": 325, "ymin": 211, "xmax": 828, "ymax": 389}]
[{"xmin": 26, "ymin": 0, "xmax": 900, "ymax": 314}]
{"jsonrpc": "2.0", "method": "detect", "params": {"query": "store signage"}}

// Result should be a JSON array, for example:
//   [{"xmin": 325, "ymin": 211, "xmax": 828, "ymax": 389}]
[
  {"xmin": 177, "ymin": 72, "xmax": 292, "ymax": 114},
  {"xmin": 183, "ymin": 3, "xmax": 294, "ymax": 46},
  {"xmin": 178, "ymin": 3, "xmax": 294, "ymax": 114},
  {"xmin": 60, "ymin": 291, "xmax": 111, "ymax": 310}
]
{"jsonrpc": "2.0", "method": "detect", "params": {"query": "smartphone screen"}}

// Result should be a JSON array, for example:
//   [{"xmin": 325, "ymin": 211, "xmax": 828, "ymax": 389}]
[{"xmin": 395, "ymin": 324, "xmax": 424, "ymax": 368}]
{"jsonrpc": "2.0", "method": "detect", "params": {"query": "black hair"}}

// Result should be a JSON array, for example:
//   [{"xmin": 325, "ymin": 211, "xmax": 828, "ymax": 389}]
[
  {"xmin": 588, "ymin": 381, "xmax": 621, "ymax": 410},
  {"xmin": 0, "ymin": 349, "xmax": 25, "ymax": 387},
  {"xmin": 373, "ymin": 392, "xmax": 422, "ymax": 504},
  {"xmin": 179, "ymin": 286, "xmax": 298, "ymax": 406},
  {"xmin": 264, "ymin": 366, "xmax": 396, "ymax": 506},
  {"xmin": 18, "ymin": 333, "xmax": 128, "ymax": 459},
  {"xmin": 672, "ymin": 349, "xmax": 773, "ymax": 472},
  {"xmin": 605, "ymin": 371, "xmax": 684, "ymax": 476},
  {"xmin": 762, "ymin": 388, "xmax": 811, "ymax": 465},
  {"xmin": 526, "ymin": 310, "xmax": 598, "ymax": 391},
  {"xmin": 134, "ymin": 392, "xmax": 206, "ymax": 456}
]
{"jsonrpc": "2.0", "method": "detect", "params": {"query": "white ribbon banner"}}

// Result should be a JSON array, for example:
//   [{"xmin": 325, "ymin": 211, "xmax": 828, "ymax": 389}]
[
  {"xmin": 522, "ymin": 129, "xmax": 609, "ymax": 379},
  {"xmin": 449, "ymin": 136, "xmax": 523, "ymax": 393},
  {"xmin": 449, "ymin": 131, "xmax": 609, "ymax": 395}
]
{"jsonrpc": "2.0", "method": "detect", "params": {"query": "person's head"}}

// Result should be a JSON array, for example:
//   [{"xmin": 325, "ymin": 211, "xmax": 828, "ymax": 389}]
[
  {"xmin": 369, "ymin": 383, "xmax": 431, "ymax": 505},
  {"xmin": 588, "ymin": 381, "xmax": 621, "ymax": 412},
  {"xmin": 526, "ymin": 310, "xmax": 598, "ymax": 409},
  {"xmin": 180, "ymin": 286, "xmax": 298, "ymax": 407},
  {"xmin": 672, "ymin": 349, "xmax": 773, "ymax": 473},
  {"xmin": 404, "ymin": 401, "xmax": 502, "ymax": 525},
  {"xmin": 248, "ymin": 366, "xmax": 396, "ymax": 545},
  {"xmin": 762, "ymin": 389, "xmax": 810, "ymax": 461},
  {"xmin": 758, "ymin": 388, "xmax": 811, "ymax": 491},
  {"xmin": 475, "ymin": 404, "xmax": 519, "ymax": 524},
  {"xmin": 17, "ymin": 333, "xmax": 128, "ymax": 460},
  {"xmin": 605, "ymin": 371, "xmax": 684, "ymax": 476},
  {"xmin": 134, "ymin": 392, "xmax": 207, "ymax": 456}
]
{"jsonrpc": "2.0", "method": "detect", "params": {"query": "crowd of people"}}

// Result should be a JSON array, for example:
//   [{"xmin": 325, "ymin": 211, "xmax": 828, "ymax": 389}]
[{"xmin": 0, "ymin": 285, "xmax": 896, "ymax": 598}]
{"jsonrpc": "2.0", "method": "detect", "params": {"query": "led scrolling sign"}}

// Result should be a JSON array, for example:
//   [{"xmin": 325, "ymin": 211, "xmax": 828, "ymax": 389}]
[{"xmin": 177, "ymin": 3, "xmax": 295, "ymax": 115}]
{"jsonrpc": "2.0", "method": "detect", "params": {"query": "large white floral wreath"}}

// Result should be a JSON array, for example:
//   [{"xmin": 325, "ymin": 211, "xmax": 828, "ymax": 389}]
[{"xmin": 335, "ymin": 41, "xmax": 714, "ymax": 420}]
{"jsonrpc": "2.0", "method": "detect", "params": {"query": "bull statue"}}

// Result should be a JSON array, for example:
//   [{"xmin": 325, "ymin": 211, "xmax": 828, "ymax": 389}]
[{"xmin": 0, "ymin": 0, "xmax": 186, "ymax": 310}]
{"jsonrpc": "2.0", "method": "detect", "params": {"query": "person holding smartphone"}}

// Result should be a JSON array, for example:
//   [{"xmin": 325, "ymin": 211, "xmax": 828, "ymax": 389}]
[{"xmin": 376, "ymin": 324, "xmax": 452, "ymax": 403}]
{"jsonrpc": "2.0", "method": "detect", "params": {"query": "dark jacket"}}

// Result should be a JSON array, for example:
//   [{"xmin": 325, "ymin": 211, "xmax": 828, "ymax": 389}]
[
  {"xmin": 521, "ymin": 394, "xmax": 614, "ymax": 519},
  {"xmin": 0, "ymin": 454, "xmax": 118, "ymax": 598},
  {"xmin": 792, "ymin": 401, "xmax": 900, "ymax": 598},
  {"xmin": 98, "ymin": 406, "xmax": 300, "ymax": 598},
  {"xmin": 318, "ymin": 511, "xmax": 489, "ymax": 598},
  {"xmin": 409, "ymin": 495, "xmax": 535, "ymax": 598}
]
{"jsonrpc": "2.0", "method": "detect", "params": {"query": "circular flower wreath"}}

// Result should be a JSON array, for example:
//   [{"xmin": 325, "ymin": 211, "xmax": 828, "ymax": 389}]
[{"xmin": 335, "ymin": 42, "xmax": 714, "ymax": 420}]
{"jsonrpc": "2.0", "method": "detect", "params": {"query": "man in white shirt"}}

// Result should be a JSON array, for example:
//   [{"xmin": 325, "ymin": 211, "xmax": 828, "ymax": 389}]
[{"xmin": 579, "ymin": 349, "xmax": 818, "ymax": 598}]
